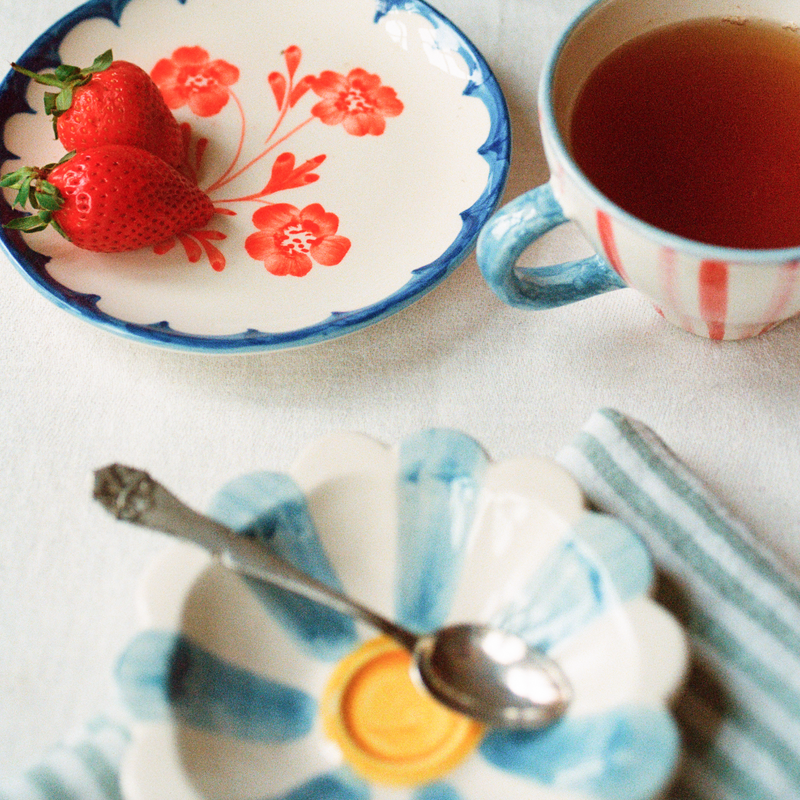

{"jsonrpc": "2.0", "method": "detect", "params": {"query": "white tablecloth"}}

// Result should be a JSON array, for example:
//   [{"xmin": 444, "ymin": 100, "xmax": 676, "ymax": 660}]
[{"xmin": 2, "ymin": 0, "xmax": 799, "ymax": 776}]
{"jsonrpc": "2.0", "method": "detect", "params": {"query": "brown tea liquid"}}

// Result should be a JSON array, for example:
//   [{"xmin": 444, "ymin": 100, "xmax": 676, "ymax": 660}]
[{"xmin": 569, "ymin": 18, "xmax": 800, "ymax": 249}]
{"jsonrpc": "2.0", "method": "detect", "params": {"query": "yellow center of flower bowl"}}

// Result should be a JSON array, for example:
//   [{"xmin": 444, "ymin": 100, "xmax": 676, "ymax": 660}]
[{"xmin": 321, "ymin": 636, "xmax": 484, "ymax": 786}]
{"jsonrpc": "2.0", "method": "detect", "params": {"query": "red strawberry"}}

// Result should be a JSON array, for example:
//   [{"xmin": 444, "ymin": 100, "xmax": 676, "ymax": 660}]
[
  {"xmin": 12, "ymin": 51, "xmax": 186, "ymax": 170},
  {"xmin": 1, "ymin": 144, "xmax": 214, "ymax": 253}
]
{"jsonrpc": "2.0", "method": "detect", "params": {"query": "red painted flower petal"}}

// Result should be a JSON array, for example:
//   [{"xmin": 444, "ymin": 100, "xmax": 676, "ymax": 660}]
[
  {"xmin": 311, "ymin": 98, "xmax": 346, "ymax": 126},
  {"xmin": 300, "ymin": 203, "xmax": 339, "ymax": 236},
  {"xmin": 289, "ymin": 76, "xmax": 312, "ymax": 107},
  {"xmin": 251, "ymin": 203, "xmax": 301, "ymax": 232},
  {"xmin": 309, "ymin": 70, "xmax": 350, "ymax": 97},
  {"xmin": 311, "ymin": 234, "xmax": 351, "ymax": 266},
  {"xmin": 347, "ymin": 68, "xmax": 381, "ymax": 92},
  {"xmin": 284, "ymin": 45, "xmax": 302, "ymax": 78},
  {"xmin": 170, "ymin": 46, "xmax": 211, "ymax": 67},
  {"xmin": 343, "ymin": 112, "xmax": 386, "ymax": 136},
  {"xmin": 245, "ymin": 230, "xmax": 278, "ymax": 261},
  {"xmin": 269, "ymin": 71, "xmax": 287, "ymax": 108},
  {"xmin": 177, "ymin": 232, "xmax": 203, "ymax": 263},
  {"xmin": 158, "ymin": 84, "xmax": 190, "ymax": 109},
  {"xmin": 206, "ymin": 60, "xmax": 240, "ymax": 87},
  {"xmin": 187, "ymin": 85, "xmax": 231, "ymax": 117},
  {"xmin": 265, "ymin": 251, "xmax": 313, "ymax": 276},
  {"xmin": 150, "ymin": 58, "xmax": 179, "ymax": 86},
  {"xmin": 373, "ymin": 87, "xmax": 404, "ymax": 116}
]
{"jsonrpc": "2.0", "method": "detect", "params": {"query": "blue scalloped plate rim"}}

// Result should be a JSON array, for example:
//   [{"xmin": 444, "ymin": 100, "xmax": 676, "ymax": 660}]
[{"xmin": 0, "ymin": 0, "xmax": 510, "ymax": 353}]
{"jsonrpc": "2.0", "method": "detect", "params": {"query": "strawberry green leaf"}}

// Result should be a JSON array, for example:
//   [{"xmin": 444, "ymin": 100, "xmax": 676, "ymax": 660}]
[
  {"xmin": 56, "ymin": 85, "xmax": 74, "ymax": 112},
  {"xmin": 35, "ymin": 191, "xmax": 63, "ymax": 213},
  {"xmin": 0, "ymin": 167, "xmax": 30, "ymax": 188},
  {"xmin": 54, "ymin": 64, "xmax": 82, "ymax": 81},
  {"xmin": 16, "ymin": 176, "xmax": 33, "ymax": 209},
  {"xmin": 5, "ymin": 213, "xmax": 52, "ymax": 233},
  {"xmin": 86, "ymin": 50, "xmax": 113, "ymax": 74},
  {"xmin": 1, "ymin": 160, "xmax": 66, "ymax": 237},
  {"xmin": 51, "ymin": 152, "xmax": 76, "ymax": 167},
  {"xmin": 38, "ymin": 179, "xmax": 61, "ymax": 195},
  {"xmin": 4, "ymin": 207, "xmax": 68, "ymax": 239},
  {"xmin": 43, "ymin": 92, "xmax": 58, "ymax": 117},
  {"xmin": 0, "ymin": 166, "xmax": 38, "ymax": 207}
]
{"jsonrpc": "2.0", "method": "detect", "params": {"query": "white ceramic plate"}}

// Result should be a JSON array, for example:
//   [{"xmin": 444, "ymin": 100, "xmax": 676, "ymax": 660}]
[
  {"xmin": 116, "ymin": 429, "xmax": 688, "ymax": 800},
  {"xmin": 0, "ymin": 0, "xmax": 509, "ymax": 352}
]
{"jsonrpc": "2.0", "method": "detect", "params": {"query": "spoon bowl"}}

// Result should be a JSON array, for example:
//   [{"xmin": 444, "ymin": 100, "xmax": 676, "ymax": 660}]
[
  {"xmin": 413, "ymin": 623, "xmax": 572, "ymax": 727},
  {"xmin": 93, "ymin": 463, "xmax": 572, "ymax": 729}
]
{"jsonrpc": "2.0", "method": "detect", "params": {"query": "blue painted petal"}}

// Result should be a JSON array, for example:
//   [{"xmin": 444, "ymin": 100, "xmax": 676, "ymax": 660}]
[
  {"xmin": 480, "ymin": 707, "xmax": 680, "ymax": 800},
  {"xmin": 276, "ymin": 769, "xmax": 370, "ymax": 800},
  {"xmin": 415, "ymin": 782, "xmax": 462, "ymax": 800},
  {"xmin": 492, "ymin": 513, "xmax": 654, "ymax": 650},
  {"xmin": 116, "ymin": 630, "xmax": 315, "ymax": 742},
  {"xmin": 209, "ymin": 472, "xmax": 358, "ymax": 661},
  {"xmin": 396, "ymin": 429, "xmax": 489, "ymax": 632},
  {"xmin": 575, "ymin": 513, "xmax": 655, "ymax": 598}
]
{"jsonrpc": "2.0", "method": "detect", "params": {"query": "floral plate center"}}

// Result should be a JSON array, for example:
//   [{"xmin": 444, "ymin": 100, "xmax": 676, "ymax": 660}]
[{"xmin": 321, "ymin": 636, "xmax": 483, "ymax": 786}]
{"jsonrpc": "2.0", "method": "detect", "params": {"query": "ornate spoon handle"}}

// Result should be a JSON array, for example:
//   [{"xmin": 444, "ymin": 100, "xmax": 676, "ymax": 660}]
[{"xmin": 93, "ymin": 464, "xmax": 418, "ymax": 650}]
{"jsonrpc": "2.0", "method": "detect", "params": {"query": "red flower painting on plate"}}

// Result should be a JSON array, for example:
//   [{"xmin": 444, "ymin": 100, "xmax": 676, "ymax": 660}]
[
  {"xmin": 309, "ymin": 68, "xmax": 404, "ymax": 136},
  {"xmin": 245, "ymin": 203, "xmax": 351, "ymax": 277},
  {"xmin": 152, "ymin": 46, "xmax": 240, "ymax": 117},
  {"xmin": 148, "ymin": 46, "xmax": 404, "ymax": 275}
]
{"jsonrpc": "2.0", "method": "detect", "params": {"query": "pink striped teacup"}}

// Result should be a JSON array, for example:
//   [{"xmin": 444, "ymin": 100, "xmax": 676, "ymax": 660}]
[{"xmin": 477, "ymin": 0, "xmax": 800, "ymax": 340}]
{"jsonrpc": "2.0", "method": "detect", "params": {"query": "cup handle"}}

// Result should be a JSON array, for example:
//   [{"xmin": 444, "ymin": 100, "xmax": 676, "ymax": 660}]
[{"xmin": 476, "ymin": 182, "xmax": 627, "ymax": 308}]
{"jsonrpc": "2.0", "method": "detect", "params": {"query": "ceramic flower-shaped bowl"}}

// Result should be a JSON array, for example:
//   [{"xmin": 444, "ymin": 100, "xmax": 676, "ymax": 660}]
[{"xmin": 116, "ymin": 430, "xmax": 688, "ymax": 800}]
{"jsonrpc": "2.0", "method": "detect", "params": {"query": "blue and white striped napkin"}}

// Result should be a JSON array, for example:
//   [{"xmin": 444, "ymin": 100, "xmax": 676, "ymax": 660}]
[
  {"xmin": 2, "ymin": 408, "xmax": 798, "ymax": 800},
  {"xmin": 556, "ymin": 408, "xmax": 800, "ymax": 800},
  {"xmin": 0, "ymin": 717, "xmax": 128, "ymax": 800}
]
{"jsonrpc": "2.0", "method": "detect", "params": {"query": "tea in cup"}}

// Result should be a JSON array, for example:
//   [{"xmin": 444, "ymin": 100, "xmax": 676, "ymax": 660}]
[{"xmin": 477, "ymin": 0, "xmax": 800, "ymax": 339}]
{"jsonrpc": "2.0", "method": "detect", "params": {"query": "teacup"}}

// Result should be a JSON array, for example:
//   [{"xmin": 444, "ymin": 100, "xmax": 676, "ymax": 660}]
[{"xmin": 476, "ymin": 0, "xmax": 800, "ymax": 340}]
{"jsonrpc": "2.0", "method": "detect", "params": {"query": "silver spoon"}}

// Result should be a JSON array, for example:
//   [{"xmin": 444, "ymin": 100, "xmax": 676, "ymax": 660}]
[{"xmin": 93, "ymin": 463, "xmax": 572, "ymax": 729}]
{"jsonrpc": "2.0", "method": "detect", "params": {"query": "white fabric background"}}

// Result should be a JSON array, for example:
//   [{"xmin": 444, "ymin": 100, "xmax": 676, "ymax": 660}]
[{"xmin": 1, "ymin": 0, "xmax": 799, "ymax": 775}]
